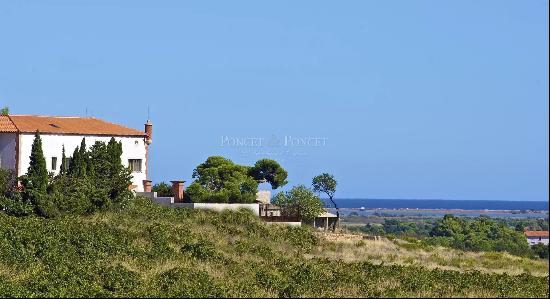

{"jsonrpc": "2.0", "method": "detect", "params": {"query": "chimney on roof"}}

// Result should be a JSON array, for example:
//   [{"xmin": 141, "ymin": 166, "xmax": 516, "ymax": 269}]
[
  {"xmin": 171, "ymin": 181, "xmax": 185, "ymax": 203},
  {"xmin": 145, "ymin": 120, "xmax": 153, "ymax": 145}
]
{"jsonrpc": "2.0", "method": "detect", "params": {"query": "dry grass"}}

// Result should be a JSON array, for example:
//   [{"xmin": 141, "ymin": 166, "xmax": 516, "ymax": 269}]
[{"xmin": 308, "ymin": 232, "xmax": 550, "ymax": 277}]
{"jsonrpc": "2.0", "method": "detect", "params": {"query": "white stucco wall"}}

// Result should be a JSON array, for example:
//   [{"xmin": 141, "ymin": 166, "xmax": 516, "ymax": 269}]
[
  {"xmin": 152, "ymin": 200, "xmax": 260, "ymax": 216},
  {"xmin": 193, "ymin": 203, "xmax": 260, "ymax": 216},
  {"xmin": 265, "ymin": 221, "xmax": 302, "ymax": 227},
  {"xmin": 527, "ymin": 237, "xmax": 549, "ymax": 246},
  {"xmin": 0, "ymin": 133, "xmax": 16, "ymax": 171},
  {"xmin": 18, "ymin": 133, "xmax": 148, "ymax": 191}
]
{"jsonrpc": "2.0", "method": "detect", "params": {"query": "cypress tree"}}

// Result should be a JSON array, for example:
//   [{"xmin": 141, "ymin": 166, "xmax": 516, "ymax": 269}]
[
  {"xmin": 78, "ymin": 138, "xmax": 88, "ymax": 177},
  {"xmin": 60, "ymin": 145, "xmax": 67, "ymax": 175},
  {"xmin": 68, "ymin": 146, "xmax": 79, "ymax": 176},
  {"xmin": 27, "ymin": 130, "xmax": 48, "ymax": 191}
]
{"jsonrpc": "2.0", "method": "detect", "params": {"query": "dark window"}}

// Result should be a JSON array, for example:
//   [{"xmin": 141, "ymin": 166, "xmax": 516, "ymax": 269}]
[
  {"xmin": 51, "ymin": 157, "xmax": 57, "ymax": 170},
  {"xmin": 63, "ymin": 157, "xmax": 72, "ymax": 169},
  {"xmin": 128, "ymin": 159, "xmax": 142, "ymax": 172}
]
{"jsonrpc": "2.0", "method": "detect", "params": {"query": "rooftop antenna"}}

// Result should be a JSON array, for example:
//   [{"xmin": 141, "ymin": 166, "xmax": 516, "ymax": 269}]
[
  {"xmin": 85, "ymin": 107, "xmax": 88, "ymax": 118},
  {"xmin": 147, "ymin": 106, "xmax": 150, "ymax": 121}
]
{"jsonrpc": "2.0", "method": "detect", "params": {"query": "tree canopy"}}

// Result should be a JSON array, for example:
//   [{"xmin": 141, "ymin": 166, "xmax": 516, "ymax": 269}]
[
  {"xmin": 312, "ymin": 173, "xmax": 337, "ymax": 200},
  {"xmin": 186, "ymin": 156, "xmax": 258, "ymax": 203},
  {"xmin": 427, "ymin": 215, "xmax": 531, "ymax": 257},
  {"xmin": 272, "ymin": 185, "xmax": 324, "ymax": 222},
  {"xmin": 249, "ymin": 159, "xmax": 288, "ymax": 189},
  {"xmin": 25, "ymin": 131, "xmax": 49, "ymax": 192}
]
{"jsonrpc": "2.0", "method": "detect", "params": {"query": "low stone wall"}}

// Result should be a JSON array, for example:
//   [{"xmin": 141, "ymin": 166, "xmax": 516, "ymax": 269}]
[
  {"xmin": 153, "ymin": 201, "xmax": 260, "ymax": 216},
  {"xmin": 136, "ymin": 192, "xmax": 260, "ymax": 216},
  {"xmin": 265, "ymin": 221, "xmax": 302, "ymax": 227},
  {"xmin": 192, "ymin": 203, "xmax": 259, "ymax": 216}
]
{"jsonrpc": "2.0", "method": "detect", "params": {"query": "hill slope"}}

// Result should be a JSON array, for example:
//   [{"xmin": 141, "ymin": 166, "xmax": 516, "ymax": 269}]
[{"xmin": 0, "ymin": 198, "xmax": 548, "ymax": 298}]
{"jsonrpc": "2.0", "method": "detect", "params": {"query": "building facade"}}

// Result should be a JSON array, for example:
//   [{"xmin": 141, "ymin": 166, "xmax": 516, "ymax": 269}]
[
  {"xmin": 0, "ymin": 115, "xmax": 152, "ymax": 192},
  {"xmin": 524, "ymin": 230, "xmax": 549, "ymax": 246}
]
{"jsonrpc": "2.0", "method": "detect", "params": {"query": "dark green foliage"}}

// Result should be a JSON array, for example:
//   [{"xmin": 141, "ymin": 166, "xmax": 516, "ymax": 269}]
[
  {"xmin": 0, "ymin": 192, "xmax": 33, "ymax": 216},
  {"xmin": 0, "ymin": 106, "xmax": 8, "ymax": 115},
  {"xmin": 382, "ymin": 219, "xmax": 421, "ymax": 235},
  {"xmin": 312, "ymin": 173, "xmax": 337, "ymax": 200},
  {"xmin": 531, "ymin": 243, "xmax": 549, "ymax": 259},
  {"xmin": 272, "ymin": 185, "xmax": 325, "ymax": 222},
  {"xmin": 1, "ymin": 136, "xmax": 132, "ymax": 218},
  {"xmin": 68, "ymin": 138, "xmax": 88, "ymax": 177},
  {"xmin": 0, "ymin": 198, "xmax": 547, "ymax": 298},
  {"xmin": 249, "ymin": 159, "xmax": 288, "ymax": 189},
  {"xmin": 59, "ymin": 145, "xmax": 67, "ymax": 175},
  {"xmin": 0, "ymin": 168, "xmax": 15, "ymax": 195},
  {"xmin": 427, "ymin": 215, "xmax": 532, "ymax": 256},
  {"xmin": 152, "ymin": 182, "xmax": 173, "ymax": 197},
  {"xmin": 187, "ymin": 156, "xmax": 258, "ymax": 203},
  {"xmin": 49, "ymin": 138, "xmax": 132, "ymax": 215},
  {"xmin": 348, "ymin": 214, "xmax": 548, "ymax": 259},
  {"xmin": 26, "ymin": 131, "xmax": 49, "ymax": 191},
  {"xmin": 156, "ymin": 267, "xmax": 227, "ymax": 297}
]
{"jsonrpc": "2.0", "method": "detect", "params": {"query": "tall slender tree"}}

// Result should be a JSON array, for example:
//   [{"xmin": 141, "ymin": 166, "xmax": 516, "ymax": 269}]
[
  {"xmin": 312, "ymin": 173, "xmax": 338, "ymax": 231},
  {"xmin": 26, "ymin": 131, "xmax": 48, "ymax": 191},
  {"xmin": 68, "ymin": 146, "xmax": 80, "ymax": 176},
  {"xmin": 78, "ymin": 138, "xmax": 88, "ymax": 176},
  {"xmin": 59, "ymin": 145, "xmax": 67, "ymax": 175}
]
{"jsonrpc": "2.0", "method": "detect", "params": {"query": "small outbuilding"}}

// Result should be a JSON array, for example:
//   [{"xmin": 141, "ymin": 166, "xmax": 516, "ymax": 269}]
[{"xmin": 313, "ymin": 211, "xmax": 338, "ymax": 231}]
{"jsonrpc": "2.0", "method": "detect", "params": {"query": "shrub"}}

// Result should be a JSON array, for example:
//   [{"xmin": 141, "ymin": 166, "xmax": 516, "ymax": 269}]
[{"xmin": 152, "ymin": 182, "xmax": 173, "ymax": 197}]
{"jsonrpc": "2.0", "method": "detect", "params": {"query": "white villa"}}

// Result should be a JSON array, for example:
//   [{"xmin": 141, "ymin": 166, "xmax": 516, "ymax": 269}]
[
  {"xmin": 524, "ymin": 230, "xmax": 549, "ymax": 246},
  {"xmin": 0, "ymin": 114, "xmax": 152, "ymax": 192}
]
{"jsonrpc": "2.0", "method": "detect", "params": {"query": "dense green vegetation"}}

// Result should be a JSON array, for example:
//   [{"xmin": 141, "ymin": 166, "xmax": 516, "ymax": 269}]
[
  {"xmin": 272, "ymin": 185, "xmax": 325, "ymax": 222},
  {"xmin": 186, "ymin": 157, "xmax": 287, "ymax": 203},
  {"xmin": 152, "ymin": 182, "xmax": 173, "ymax": 197},
  {"xmin": 348, "ymin": 214, "xmax": 549, "ymax": 259},
  {"xmin": 427, "ymin": 215, "xmax": 532, "ymax": 256},
  {"xmin": 0, "ymin": 198, "xmax": 548, "ymax": 298},
  {"xmin": 0, "ymin": 132, "xmax": 132, "ymax": 218},
  {"xmin": 249, "ymin": 159, "xmax": 288, "ymax": 189}
]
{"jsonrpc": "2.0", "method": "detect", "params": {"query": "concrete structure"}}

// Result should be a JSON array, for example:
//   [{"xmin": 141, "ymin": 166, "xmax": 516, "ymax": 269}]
[
  {"xmin": 0, "ymin": 115, "xmax": 152, "ymax": 192},
  {"xmin": 139, "ymin": 191, "xmax": 260, "ymax": 216},
  {"xmin": 524, "ymin": 230, "xmax": 549, "ymax": 246},
  {"xmin": 313, "ymin": 211, "xmax": 338, "ymax": 231}
]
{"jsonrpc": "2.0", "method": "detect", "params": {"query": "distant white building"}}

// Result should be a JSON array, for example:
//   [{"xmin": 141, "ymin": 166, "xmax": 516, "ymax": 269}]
[
  {"xmin": 0, "ymin": 115, "xmax": 152, "ymax": 192},
  {"xmin": 524, "ymin": 230, "xmax": 549, "ymax": 246}
]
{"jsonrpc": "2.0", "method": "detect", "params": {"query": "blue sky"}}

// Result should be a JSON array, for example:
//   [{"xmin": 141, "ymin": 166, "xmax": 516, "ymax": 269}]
[{"xmin": 1, "ymin": 1, "xmax": 548, "ymax": 201}]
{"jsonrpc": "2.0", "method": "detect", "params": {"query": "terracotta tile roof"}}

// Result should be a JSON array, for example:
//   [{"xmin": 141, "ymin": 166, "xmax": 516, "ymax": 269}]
[
  {"xmin": 0, "ymin": 116, "xmax": 17, "ymax": 132},
  {"xmin": 524, "ymin": 231, "xmax": 549, "ymax": 238},
  {"xmin": 0, "ymin": 115, "xmax": 146, "ymax": 137}
]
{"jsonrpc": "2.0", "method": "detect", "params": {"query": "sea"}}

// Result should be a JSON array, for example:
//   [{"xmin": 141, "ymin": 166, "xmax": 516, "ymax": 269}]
[{"xmin": 324, "ymin": 199, "xmax": 549, "ymax": 219}]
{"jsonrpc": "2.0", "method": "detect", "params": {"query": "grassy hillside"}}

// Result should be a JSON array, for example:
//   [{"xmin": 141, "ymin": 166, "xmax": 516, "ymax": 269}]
[{"xmin": 0, "ymin": 197, "xmax": 548, "ymax": 298}]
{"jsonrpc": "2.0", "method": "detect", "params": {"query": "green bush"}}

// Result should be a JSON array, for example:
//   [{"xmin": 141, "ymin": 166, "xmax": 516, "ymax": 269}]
[
  {"xmin": 531, "ymin": 243, "xmax": 549, "ymax": 259},
  {"xmin": 152, "ymin": 182, "xmax": 173, "ymax": 197},
  {"xmin": 1, "ymin": 135, "xmax": 133, "ymax": 218},
  {"xmin": 427, "ymin": 215, "xmax": 532, "ymax": 257}
]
